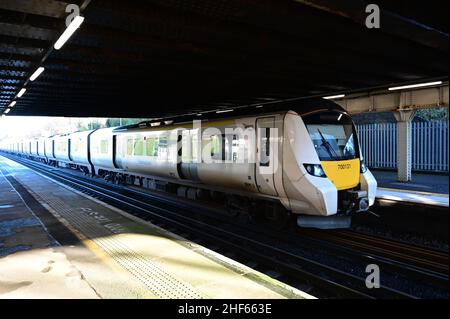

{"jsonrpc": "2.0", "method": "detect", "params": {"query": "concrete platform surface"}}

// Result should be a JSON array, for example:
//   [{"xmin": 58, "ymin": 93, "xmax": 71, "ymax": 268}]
[
  {"xmin": 0, "ymin": 156, "xmax": 312, "ymax": 299},
  {"xmin": 376, "ymin": 187, "xmax": 449, "ymax": 208}
]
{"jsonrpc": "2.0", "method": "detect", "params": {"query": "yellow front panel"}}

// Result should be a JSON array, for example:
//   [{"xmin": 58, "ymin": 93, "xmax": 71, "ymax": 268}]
[{"xmin": 321, "ymin": 159, "xmax": 361, "ymax": 191}]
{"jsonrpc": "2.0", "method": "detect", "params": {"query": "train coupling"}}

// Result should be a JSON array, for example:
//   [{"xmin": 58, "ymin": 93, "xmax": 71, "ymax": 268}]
[{"xmin": 340, "ymin": 190, "xmax": 370, "ymax": 214}]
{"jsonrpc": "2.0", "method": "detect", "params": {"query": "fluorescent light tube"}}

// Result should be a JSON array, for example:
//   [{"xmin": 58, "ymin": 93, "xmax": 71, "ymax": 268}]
[
  {"xmin": 30, "ymin": 67, "xmax": 45, "ymax": 81},
  {"xmin": 389, "ymin": 81, "xmax": 443, "ymax": 91},
  {"xmin": 216, "ymin": 109, "xmax": 234, "ymax": 114},
  {"xmin": 323, "ymin": 94, "xmax": 345, "ymax": 100},
  {"xmin": 18, "ymin": 88, "xmax": 26, "ymax": 98},
  {"xmin": 9, "ymin": 101, "xmax": 16, "ymax": 107},
  {"xmin": 54, "ymin": 15, "xmax": 85, "ymax": 50},
  {"xmin": 4, "ymin": 108, "xmax": 11, "ymax": 114}
]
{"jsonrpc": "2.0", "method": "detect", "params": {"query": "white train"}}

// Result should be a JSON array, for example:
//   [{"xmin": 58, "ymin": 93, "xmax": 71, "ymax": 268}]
[{"xmin": 0, "ymin": 100, "xmax": 377, "ymax": 228}]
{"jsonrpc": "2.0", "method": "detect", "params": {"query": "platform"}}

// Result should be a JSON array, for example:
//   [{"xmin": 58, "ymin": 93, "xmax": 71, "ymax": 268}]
[
  {"xmin": 0, "ymin": 156, "xmax": 312, "ymax": 299},
  {"xmin": 376, "ymin": 188, "xmax": 449, "ymax": 208},
  {"xmin": 372, "ymin": 170, "xmax": 449, "ymax": 195},
  {"xmin": 367, "ymin": 170, "xmax": 449, "ymax": 208}
]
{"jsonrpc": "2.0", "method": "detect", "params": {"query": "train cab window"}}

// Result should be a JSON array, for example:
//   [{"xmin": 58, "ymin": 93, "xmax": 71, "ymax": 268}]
[
  {"xmin": 260, "ymin": 128, "xmax": 270, "ymax": 167},
  {"xmin": 303, "ymin": 111, "xmax": 358, "ymax": 161}
]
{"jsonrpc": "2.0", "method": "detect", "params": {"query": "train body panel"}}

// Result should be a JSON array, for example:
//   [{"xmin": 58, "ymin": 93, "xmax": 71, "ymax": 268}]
[
  {"xmin": 37, "ymin": 138, "xmax": 46, "ymax": 158},
  {"xmin": 90, "ymin": 128, "xmax": 116, "ymax": 172},
  {"xmin": 30, "ymin": 139, "xmax": 39, "ymax": 157},
  {"xmin": 193, "ymin": 116, "xmax": 260, "ymax": 193},
  {"xmin": 70, "ymin": 130, "xmax": 93, "ymax": 166},
  {"xmin": 24, "ymin": 140, "xmax": 31, "ymax": 155},
  {"xmin": 282, "ymin": 112, "xmax": 338, "ymax": 216},
  {"xmin": 360, "ymin": 169, "xmax": 377, "ymax": 206},
  {"xmin": 115, "ymin": 128, "xmax": 178, "ymax": 180},
  {"xmin": 54, "ymin": 136, "xmax": 70, "ymax": 162},
  {"xmin": 45, "ymin": 138, "xmax": 56, "ymax": 159}
]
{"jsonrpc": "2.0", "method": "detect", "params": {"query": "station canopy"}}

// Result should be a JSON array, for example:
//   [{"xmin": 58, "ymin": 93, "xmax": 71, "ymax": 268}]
[{"xmin": 0, "ymin": 0, "xmax": 448, "ymax": 118}]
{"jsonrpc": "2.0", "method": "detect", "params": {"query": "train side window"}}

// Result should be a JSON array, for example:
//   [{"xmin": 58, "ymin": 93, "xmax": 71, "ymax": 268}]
[
  {"xmin": 225, "ymin": 137, "xmax": 229, "ymax": 161},
  {"xmin": 134, "ymin": 139, "xmax": 144, "ymax": 156},
  {"xmin": 182, "ymin": 131, "xmax": 190, "ymax": 163},
  {"xmin": 260, "ymin": 128, "xmax": 270, "ymax": 167},
  {"xmin": 127, "ymin": 138, "xmax": 133, "ymax": 155},
  {"xmin": 146, "ymin": 137, "xmax": 158, "ymax": 157},
  {"xmin": 204, "ymin": 135, "xmax": 225, "ymax": 160},
  {"xmin": 191, "ymin": 133, "xmax": 199, "ymax": 163},
  {"xmin": 158, "ymin": 137, "xmax": 168, "ymax": 159},
  {"xmin": 232, "ymin": 135, "xmax": 239, "ymax": 162}
]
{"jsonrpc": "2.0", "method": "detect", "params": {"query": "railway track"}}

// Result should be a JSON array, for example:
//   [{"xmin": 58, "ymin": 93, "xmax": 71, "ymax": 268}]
[
  {"xmin": 321, "ymin": 230, "xmax": 448, "ymax": 274},
  {"xmin": 292, "ymin": 229, "xmax": 448, "ymax": 295},
  {"xmin": 3, "ymin": 154, "xmax": 448, "ymax": 299}
]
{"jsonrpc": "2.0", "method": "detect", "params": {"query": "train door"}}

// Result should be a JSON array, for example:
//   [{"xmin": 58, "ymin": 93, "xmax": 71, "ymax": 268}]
[
  {"xmin": 68, "ymin": 138, "xmax": 72, "ymax": 161},
  {"xmin": 176, "ymin": 130, "xmax": 185, "ymax": 179},
  {"xmin": 179, "ymin": 129, "xmax": 200, "ymax": 181},
  {"xmin": 255, "ymin": 117, "xmax": 278, "ymax": 196},
  {"xmin": 112, "ymin": 135, "xmax": 119, "ymax": 168}
]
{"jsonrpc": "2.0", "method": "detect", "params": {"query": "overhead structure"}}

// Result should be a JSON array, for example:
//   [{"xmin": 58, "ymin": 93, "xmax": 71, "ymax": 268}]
[
  {"xmin": 334, "ymin": 82, "xmax": 449, "ymax": 183},
  {"xmin": 0, "ymin": 0, "xmax": 448, "ymax": 117},
  {"xmin": 336, "ymin": 82, "xmax": 449, "ymax": 114}
]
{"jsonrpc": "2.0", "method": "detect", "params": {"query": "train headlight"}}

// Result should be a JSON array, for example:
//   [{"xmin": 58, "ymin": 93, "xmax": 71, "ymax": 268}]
[
  {"xmin": 304, "ymin": 164, "xmax": 327, "ymax": 178},
  {"xmin": 360, "ymin": 161, "xmax": 368, "ymax": 173}
]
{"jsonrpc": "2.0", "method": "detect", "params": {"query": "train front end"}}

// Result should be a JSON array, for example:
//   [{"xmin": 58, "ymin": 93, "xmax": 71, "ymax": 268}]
[
  {"xmin": 284, "ymin": 106, "xmax": 377, "ymax": 229},
  {"xmin": 303, "ymin": 109, "xmax": 376, "ymax": 213}
]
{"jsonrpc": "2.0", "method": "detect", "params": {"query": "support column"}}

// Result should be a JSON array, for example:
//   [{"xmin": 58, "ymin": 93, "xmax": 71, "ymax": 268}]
[{"xmin": 393, "ymin": 110, "xmax": 416, "ymax": 182}]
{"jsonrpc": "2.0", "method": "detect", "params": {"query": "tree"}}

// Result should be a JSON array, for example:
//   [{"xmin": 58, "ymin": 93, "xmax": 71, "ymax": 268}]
[
  {"xmin": 105, "ymin": 118, "xmax": 150, "ymax": 128},
  {"xmin": 415, "ymin": 107, "xmax": 448, "ymax": 121},
  {"xmin": 89, "ymin": 120, "xmax": 105, "ymax": 130}
]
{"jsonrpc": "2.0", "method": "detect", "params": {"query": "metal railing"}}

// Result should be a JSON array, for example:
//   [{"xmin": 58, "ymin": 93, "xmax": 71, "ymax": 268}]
[{"xmin": 357, "ymin": 121, "xmax": 449, "ymax": 173}]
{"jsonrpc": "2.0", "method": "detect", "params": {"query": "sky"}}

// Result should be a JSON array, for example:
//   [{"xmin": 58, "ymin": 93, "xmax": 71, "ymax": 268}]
[{"xmin": 0, "ymin": 116, "xmax": 106, "ymax": 142}]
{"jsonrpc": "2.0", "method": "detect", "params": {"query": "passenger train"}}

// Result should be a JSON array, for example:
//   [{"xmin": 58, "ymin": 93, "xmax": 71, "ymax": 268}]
[{"xmin": 0, "ymin": 99, "xmax": 377, "ymax": 229}]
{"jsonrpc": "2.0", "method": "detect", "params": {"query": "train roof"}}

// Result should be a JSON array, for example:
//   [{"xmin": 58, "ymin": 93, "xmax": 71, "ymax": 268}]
[{"xmin": 113, "ymin": 98, "xmax": 346, "ymax": 132}]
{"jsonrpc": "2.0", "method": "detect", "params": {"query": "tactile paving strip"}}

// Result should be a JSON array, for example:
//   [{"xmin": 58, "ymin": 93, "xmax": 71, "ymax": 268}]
[{"xmin": 13, "ymin": 172, "xmax": 204, "ymax": 299}]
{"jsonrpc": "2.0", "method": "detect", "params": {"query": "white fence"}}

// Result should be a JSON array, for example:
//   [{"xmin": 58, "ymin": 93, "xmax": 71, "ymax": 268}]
[{"xmin": 357, "ymin": 121, "xmax": 449, "ymax": 173}]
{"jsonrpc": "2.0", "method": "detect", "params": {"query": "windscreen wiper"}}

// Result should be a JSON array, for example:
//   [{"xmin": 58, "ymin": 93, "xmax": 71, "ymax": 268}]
[{"xmin": 317, "ymin": 129, "xmax": 338, "ymax": 159}]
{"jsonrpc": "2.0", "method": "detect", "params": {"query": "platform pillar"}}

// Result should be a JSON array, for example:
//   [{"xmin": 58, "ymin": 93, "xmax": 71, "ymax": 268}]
[{"xmin": 394, "ymin": 110, "xmax": 416, "ymax": 182}]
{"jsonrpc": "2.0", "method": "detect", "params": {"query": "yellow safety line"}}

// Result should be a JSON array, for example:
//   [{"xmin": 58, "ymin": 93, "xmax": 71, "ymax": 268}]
[{"xmin": 82, "ymin": 238, "xmax": 157, "ymax": 299}]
